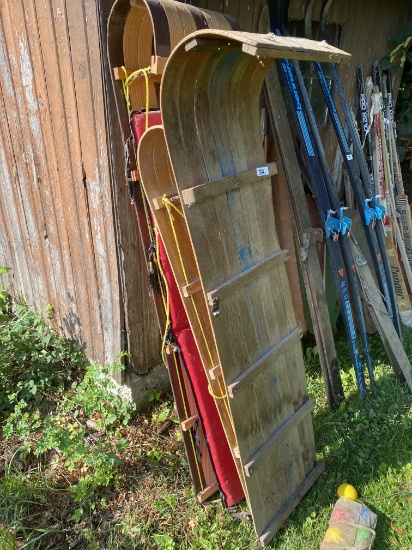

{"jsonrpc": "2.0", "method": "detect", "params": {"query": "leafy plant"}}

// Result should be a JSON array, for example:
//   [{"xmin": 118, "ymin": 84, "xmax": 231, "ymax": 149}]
[
  {"xmin": 382, "ymin": 23, "xmax": 412, "ymax": 160},
  {"xmin": 0, "ymin": 270, "xmax": 85, "ymax": 413},
  {"xmin": 148, "ymin": 387, "xmax": 162, "ymax": 402},
  {"xmin": 3, "ymin": 358, "xmax": 135, "ymax": 503},
  {"xmin": 0, "ymin": 267, "xmax": 136, "ymax": 509}
]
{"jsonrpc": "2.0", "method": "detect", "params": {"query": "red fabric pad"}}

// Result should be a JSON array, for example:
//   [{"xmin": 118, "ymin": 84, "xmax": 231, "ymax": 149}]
[
  {"xmin": 131, "ymin": 110, "xmax": 162, "ymax": 143},
  {"xmin": 158, "ymin": 238, "xmax": 244, "ymax": 507}
]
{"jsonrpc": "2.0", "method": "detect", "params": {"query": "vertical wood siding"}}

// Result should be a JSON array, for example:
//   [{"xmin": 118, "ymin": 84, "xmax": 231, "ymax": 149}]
[{"xmin": 0, "ymin": 0, "xmax": 160, "ymax": 374}]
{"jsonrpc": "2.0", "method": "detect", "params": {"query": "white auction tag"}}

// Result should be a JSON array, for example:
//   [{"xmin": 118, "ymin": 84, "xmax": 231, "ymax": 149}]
[
  {"xmin": 256, "ymin": 166, "xmax": 269, "ymax": 176},
  {"xmin": 346, "ymin": 154, "xmax": 353, "ymax": 160}
]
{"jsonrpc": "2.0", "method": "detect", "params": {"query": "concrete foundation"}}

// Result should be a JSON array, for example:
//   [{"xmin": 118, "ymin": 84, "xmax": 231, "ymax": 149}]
[{"xmin": 119, "ymin": 363, "xmax": 171, "ymax": 410}]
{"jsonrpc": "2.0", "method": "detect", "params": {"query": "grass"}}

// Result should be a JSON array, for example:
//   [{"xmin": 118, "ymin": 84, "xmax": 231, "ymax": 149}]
[{"xmin": 0, "ymin": 294, "xmax": 411, "ymax": 548}]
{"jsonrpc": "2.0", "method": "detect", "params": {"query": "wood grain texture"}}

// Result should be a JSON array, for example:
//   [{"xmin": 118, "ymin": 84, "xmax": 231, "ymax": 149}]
[
  {"xmin": 137, "ymin": 126, "xmax": 245, "ymax": 491},
  {"xmin": 0, "ymin": 0, "xmax": 127, "ymax": 375},
  {"xmin": 161, "ymin": 31, "xmax": 323, "ymax": 544},
  {"xmin": 122, "ymin": 0, "xmax": 234, "ymax": 111},
  {"xmin": 350, "ymin": 238, "xmax": 412, "ymax": 388},
  {"xmin": 182, "ymin": 162, "xmax": 278, "ymax": 205},
  {"xmin": 181, "ymin": 29, "xmax": 351, "ymax": 62}
]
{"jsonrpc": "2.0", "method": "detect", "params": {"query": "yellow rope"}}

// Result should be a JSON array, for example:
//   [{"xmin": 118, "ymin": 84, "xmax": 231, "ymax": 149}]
[
  {"xmin": 119, "ymin": 70, "xmax": 213, "ymax": 486},
  {"xmin": 121, "ymin": 65, "xmax": 151, "ymax": 118},
  {"xmin": 121, "ymin": 64, "xmax": 152, "ymax": 238},
  {"xmin": 155, "ymin": 230, "xmax": 204, "ymax": 489},
  {"xmin": 208, "ymin": 384, "xmax": 227, "ymax": 400},
  {"xmin": 172, "ymin": 352, "xmax": 204, "ymax": 488},
  {"xmin": 155, "ymin": 229, "xmax": 169, "ymax": 351},
  {"xmin": 162, "ymin": 195, "xmax": 234, "ymax": 431},
  {"xmin": 140, "ymin": 185, "xmax": 154, "ymax": 248},
  {"xmin": 162, "ymin": 196, "xmax": 185, "ymax": 218}
]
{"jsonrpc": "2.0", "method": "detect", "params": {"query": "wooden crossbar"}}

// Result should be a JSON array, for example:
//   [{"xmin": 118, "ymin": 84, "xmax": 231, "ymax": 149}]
[
  {"xmin": 207, "ymin": 249, "xmax": 290, "ymax": 308},
  {"xmin": 151, "ymin": 55, "xmax": 168, "ymax": 75},
  {"xmin": 181, "ymin": 415, "xmax": 198, "ymax": 431},
  {"xmin": 181, "ymin": 163, "xmax": 277, "ymax": 206},
  {"xmin": 152, "ymin": 193, "xmax": 180, "ymax": 210},
  {"xmin": 113, "ymin": 66, "xmax": 162, "ymax": 82},
  {"xmin": 182, "ymin": 279, "xmax": 202, "ymax": 297},
  {"xmin": 244, "ymin": 398, "xmax": 316, "ymax": 477},
  {"xmin": 197, "ymin": 482, "xmax": 220, "ymax": 503},
  {"xmin": 209, "ymin": 364, "xmax": 222, "ymax": 380},
  {"xmin": 227, "ymin": 327, "xmax": 302, "ymax": 397}
]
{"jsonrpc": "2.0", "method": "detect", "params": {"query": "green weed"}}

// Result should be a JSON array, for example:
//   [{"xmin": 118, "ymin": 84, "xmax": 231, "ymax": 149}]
[{"xmin": 1, "ymin": 267, "xmax": 412, "ymax": 548}]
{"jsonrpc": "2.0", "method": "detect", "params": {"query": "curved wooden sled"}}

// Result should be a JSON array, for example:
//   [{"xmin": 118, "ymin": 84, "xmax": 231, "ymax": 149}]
[
  {"xmin": 121, "ymin": 0, "xmax": 238, "ymax": 111},
  {"xmin": 161, "ymin": 30, "xmax": 349, "ymax": 546},
  {"xmin": 138, "ymin": 125, "xmax": 245, "ymax": 505},
  {"xmin": 106, "ymin": 2, "xmax": 240, "ymax": 502}
]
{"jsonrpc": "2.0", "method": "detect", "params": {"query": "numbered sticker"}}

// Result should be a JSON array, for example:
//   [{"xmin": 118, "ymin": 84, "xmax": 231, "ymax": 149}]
[
  {"xmin": 346, "ymin": 154, "xmax": 353, "ymax": 161},
  {"xmin": 256, "ymin": 166, "xmax": 269, "ymax": 176}
]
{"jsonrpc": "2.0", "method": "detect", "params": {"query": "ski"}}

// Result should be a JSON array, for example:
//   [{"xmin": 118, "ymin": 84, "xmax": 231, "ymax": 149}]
[
  {"xmin": 306, "ymin": 16, "xmax": 398, "ymax": 346},
  {"xmin": 334, "ymin": 63, "xmax": 403, "ymax": 340},
  {"xmin": 357, "ymin": 65, "xmax": 375, "ymax": 190},
  {"xmin": 262, "ymin": 63, "xmax": 344, "ymax": 409},
  {"xmin": 268, "ymin": 0, "xmax": 369, "ymax": 398},
  {"xmin": 299, "ymin": 2, "xmax": 380, "ymax": 392}
]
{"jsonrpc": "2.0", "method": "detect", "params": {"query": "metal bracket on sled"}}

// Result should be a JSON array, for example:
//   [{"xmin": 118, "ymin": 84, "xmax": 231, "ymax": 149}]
[
  {"xmin": 211, "ymin": 296, "xmax": 221, "ymax": 317},
  {"xmin": 299, "ymin": 228, "xmax": 324, "ymax": 262}
]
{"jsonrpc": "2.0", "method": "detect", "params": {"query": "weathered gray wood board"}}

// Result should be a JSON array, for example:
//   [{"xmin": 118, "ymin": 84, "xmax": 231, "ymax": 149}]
[
  {"xmin": 350, "ymin": 238, "xmax": 412, "ymax": 389},
  {"xmin": 161, "ymin": 30, "xmax": 344, "ymax": 545}
]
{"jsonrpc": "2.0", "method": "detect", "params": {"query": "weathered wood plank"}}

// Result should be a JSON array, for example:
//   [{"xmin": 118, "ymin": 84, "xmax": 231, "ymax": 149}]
[
  {"xmin": 0, "ymin": 27, "xmax": 35, "ymax": 301},
  {"xmin": 161, "ymin": 31, "xmax": 320, "ymax": 544},
  {"xmin": 350, "ymin": 238, "xmax": 412, "ymax": 388},
  {"xmin": 66, "ymin": 0, "xmax": 121, "ymax": 366},
  {"xmin": 207, "ymin": 249, "xmax": 291, "ymax": 308},
  {"xmin": 0, "ymin": 1, "xmax": 53, "ymax": 310},
  {"xmin": 244, "ymin": 398, "xmax": 316, "ymax": 477},
  {"xmin": 227, "ymin": 328, "xmax": 302, "ymax": 397},
  {"xmin": 182, "ymin": 162, "xmax": 278, "ymax": 205},
  {"xmin": 35, "ymin": 0, "xmax": 102, "ymax": 355},
  {"xmin": 259, "ymin": 461, "xmax": 325, "ymax": 547},
  {"xmin": 180, "ymin": 29, "xmax": 351, "ymax": 62}
]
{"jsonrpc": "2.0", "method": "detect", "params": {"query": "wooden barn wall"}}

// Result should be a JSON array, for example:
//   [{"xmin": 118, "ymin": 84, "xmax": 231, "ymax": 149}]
[{"xmin": 0, "ymin": 0, "xmax": 160, "ymax": 375}]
